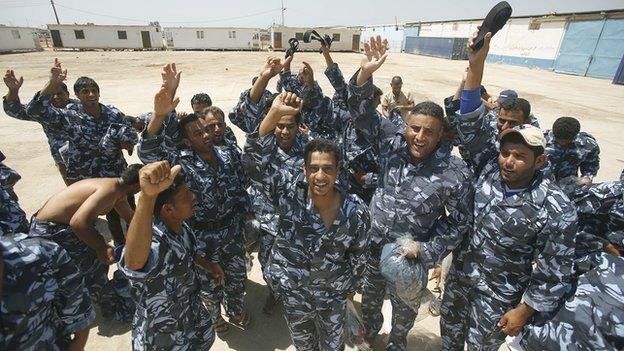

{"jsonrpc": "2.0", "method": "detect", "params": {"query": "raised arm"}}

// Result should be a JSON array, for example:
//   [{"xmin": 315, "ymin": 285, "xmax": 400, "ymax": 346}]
[
  {"xmin": 2, "ymin": 70, "xmax": 31, "ymax": 121},
  {"xmin": 123, "ymin": 161, "xmax": 182, "ymax": 271},
  {"xmin": 251, "ymin": 57, "xmax": 283, "ymax": 104},
  {"xmin": 69, "ymin": 190, "xmax": 119, "ymax": 265},
  {"xmin": 138, "ymin": 86, "xmax": 180, "ymax": 164},
  {"xmin": 25, "ymin": 59, "xmax": 70, "ymax": 128}
]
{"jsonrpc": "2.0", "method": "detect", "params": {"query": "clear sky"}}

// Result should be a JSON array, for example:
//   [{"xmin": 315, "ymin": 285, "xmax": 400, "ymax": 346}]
[{"xmin": 1, "ymin": 0, "xmax": 623, "ymax": 28}]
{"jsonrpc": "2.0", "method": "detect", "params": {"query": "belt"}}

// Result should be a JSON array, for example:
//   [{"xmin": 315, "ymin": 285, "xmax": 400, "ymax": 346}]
[{"xmin": 192, "ymin": 211, "xmax": 236, "ymax": 232}]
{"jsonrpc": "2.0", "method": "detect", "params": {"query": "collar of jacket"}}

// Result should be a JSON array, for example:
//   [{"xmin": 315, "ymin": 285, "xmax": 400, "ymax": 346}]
[{"xmin": 488, "ymin": 166, "xmax": 550, "ymax": 208}]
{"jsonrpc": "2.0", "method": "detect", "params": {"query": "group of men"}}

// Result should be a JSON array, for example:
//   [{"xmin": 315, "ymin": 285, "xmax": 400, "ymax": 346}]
[{"xmin": 1, "ymin": 26, "xmax": 622, "ymax": 351}]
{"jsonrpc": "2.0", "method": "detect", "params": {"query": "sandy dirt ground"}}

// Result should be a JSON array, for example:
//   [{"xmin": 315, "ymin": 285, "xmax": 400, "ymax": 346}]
[{"xmin": 1, "ymin": 49, "xmax": 623, "ymax": 351}]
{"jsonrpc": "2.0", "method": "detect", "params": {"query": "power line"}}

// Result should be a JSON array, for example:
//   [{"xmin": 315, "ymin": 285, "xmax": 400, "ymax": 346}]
[{"xmin": 49, "ymin": 2, "xmax": 281, "ymax": 25}]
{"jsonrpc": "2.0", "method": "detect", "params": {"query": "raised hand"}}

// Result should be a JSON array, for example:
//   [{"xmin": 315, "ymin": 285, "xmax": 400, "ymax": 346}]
[
  {"xmin": 270, "ymin": 91, "xmax": 303, "ymax": 117},
  {"xmin": 139, "ymin": 161, "xmax": 183, "ymax": 197},
  {"xmin": 96, "ymin": 245, "xmax": 116, "ymax": 265},
  {"xmin": 153, "ymin": 85, "xmax": 180, "ymax": 117},
  {"xmin": 3, "ymin": 70, "xmax": 24, "ymax": 92},
  {"xmin": 260, "ymin": 57, "xmax": 284, "ymax": 79},
  {"xmin": 467, "ymin": 26, "xmax": 492, "ymax": 68},
  {"xmin": 161, "ymin": 63, "xmax": 181, "ymax": 97},
  {"xmin": 50, "ymin": 58, "xmax": 67, "ymax": 85},
  {"xmin": 299, "ymin": 61, "xmax": 314, "ymax": 87},
  {"xmin": 357, "ymin": 36, "xmax": 389, "ymax": 86}
]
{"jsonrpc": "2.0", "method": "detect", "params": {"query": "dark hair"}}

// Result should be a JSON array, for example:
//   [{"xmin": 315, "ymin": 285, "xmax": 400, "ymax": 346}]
[
  {"xmin": 391, "ymin": 76, "xmax": 402, "ymax": 84},
  {"xmin": 179, "ymin": 113, "xmax": 200, "ymax": 138},
  {"xmin": 552, "ymin": 117, "xmax": 580, "ymax": 140},
  {"xmin": 373, "ymin": 85, "xmax": 383, "ymax": 98},
  {"xmin": 59, "ymin": 82, "xmax": 69, "ymax": 93},
  {"xmin": 500, "ymin": 98, "xmax": 531, "ymax": 120},
  {"xmin": 408, "ymin": 101, "xmax": 449, "ymax": 129},
  {"xmin": 191, "ymin": 93, "xmax": 212, "ymax": 107},
  {"xmin": 120, "ymin": 164, "xmax": 143, "ymax": 185},
  {"xmin": 201, "ymin": 105, "xmax": 225, "ymax": 121},
  {"xmin": 153, "ymin": 172, "xmax": 186, "ymax": 216},
  {"xmin": 500, "ymin": 133, "xmax": 545, "ymax": 159},
  {"xmin": 303, "ymin": 138, "xmax": 341, "ymax": 166},
  {"xmin": 73, "ymin": 76, "xmax": 99, "ymax": 95}
]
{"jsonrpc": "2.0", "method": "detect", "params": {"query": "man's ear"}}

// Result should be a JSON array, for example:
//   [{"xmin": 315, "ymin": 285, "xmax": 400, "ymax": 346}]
[
  {"xmin": 183, "ymin": 138, "xmax": 191, "ymax": 147},
  {"xmin": 535, "ymin": 154, "xmax": 547, "ymax": 169}
]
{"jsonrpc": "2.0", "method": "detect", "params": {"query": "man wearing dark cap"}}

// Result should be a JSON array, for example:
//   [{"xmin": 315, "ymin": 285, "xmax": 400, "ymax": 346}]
[
  {"xmin": 432, "ymin": 29, "xmax": 577, "ymax": 351},
  {"xmin": 543, "ymin": 116, "xmax": 600, "ymax": 188},
  {"xmin": 381, "ymin": 76, "xmax": 414, "ymax": 121}
]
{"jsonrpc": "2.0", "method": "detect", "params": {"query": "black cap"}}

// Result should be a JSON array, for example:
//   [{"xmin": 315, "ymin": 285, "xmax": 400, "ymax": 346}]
[{"xmin": 474, "ymin": 1, "xmax": 513, "ymax": 51}]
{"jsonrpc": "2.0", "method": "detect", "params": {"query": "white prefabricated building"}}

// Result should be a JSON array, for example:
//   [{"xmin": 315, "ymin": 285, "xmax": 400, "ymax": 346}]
[
  {"xmin": 0, "ymin": 26, "xmax": 42, "ymax": 53},
  {"xmin": 163, "ymin": 27, "xmax": 261, "ymax": 50},
  {"xmin": 46, "ymin": 24, "xmax": 165, "ymax": 50}
]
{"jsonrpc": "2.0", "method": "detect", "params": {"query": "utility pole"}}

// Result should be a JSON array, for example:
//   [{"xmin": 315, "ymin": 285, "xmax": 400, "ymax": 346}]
[
  {"xmin": 281, "ymin": 0, "xmax": 285, "ymax": 26},
  {"xmin": 50, "ymin": 0, "xmax": 60, "ymax": 25}
]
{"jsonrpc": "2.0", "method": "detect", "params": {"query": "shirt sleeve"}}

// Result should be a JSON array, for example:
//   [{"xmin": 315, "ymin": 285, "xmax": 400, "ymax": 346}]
[
  {"xmin": 228, "ymin": 89, "xmax": 270, "ymax": 133},
  {"xmin": 25, "ymin": 91, "xmax": 70, "ymax": 130},
  {"xmin": 460, "ymin": 87, "xmax": 482, "ymax": 114},
  {"xmin": 523, "ymin": 198, "xmax": 577, "ymax": 312},
  {"xmin": 579, "ymin": 135, "xmax": 600, "ymax": 179},
  {"xmin": 420, "ymin": 177, "xmax": 475, "ymax": 268},
  {"xmin": 3, "ymin": 97, "xmax": 32, "ymax": 121},
  {"xmin": 118, "ymin": 235, "xmax": 163, "ymax": 281},
  {"xmin": 137, "ymin": 112, "xmax": 179, "ymax": 164}
]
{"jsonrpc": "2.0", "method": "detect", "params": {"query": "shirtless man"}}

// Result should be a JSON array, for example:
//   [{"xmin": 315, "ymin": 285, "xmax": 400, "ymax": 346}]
[{"xmin": 29, "ymin": 164, "xmax": 142, "ymax": 315}]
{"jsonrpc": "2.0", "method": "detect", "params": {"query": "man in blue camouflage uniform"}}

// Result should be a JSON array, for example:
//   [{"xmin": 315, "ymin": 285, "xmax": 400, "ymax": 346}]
[
  {"xmin": 243, "ymin": 91, "xmax": 370, "ymax": 351},
  {"xmin": 120, "ymin": 161, "xmax": 218, "ymax": 351},
  {"xmin": 316, "ymin": 44, "xmax": 389, "ymax": 204},
  {"xmin": 0, "ymin": 151, "xmax": 28, "ymax": 234},
  {"xmin": 139, "ymin": 85, "xmax": 250, "ymax": 332},
  {"xmin": 517, "ymin": 253, "xmax": 624, "ymax": 350},
  {"xmin": 346, "ymin": 37, "xmax": 474, "ymax": 351},
  {"xmin": 0, "ymin": 232, "xmax": 95, "ymax": 350},
  {"xmin": 228, "ymin": 58, "xmax": 281, "ymax": 135},
  {"xmin": 571, "ymin": 179, "xmax": 623, "ymax": 264},
  {"xmin": 3, "ymin": 70, "xmax": 76, "ymax": 184},
  {"xmin": 236, "ymin": 75, "xmax": 308, "ymax": 313},
  {"xmin": 542, "ymin": 116, "xmax": 600, "ymax": 189},
  {"xmin": 25, "ymin": 59, "xmax": 138, "ymax": 247},
  {"xmin": 28, "ymin": 164, "xmax": 142, "ymax": 322},
  {"xmin": 279, "ymin": 55, "xmax": 338, "ymax": 140},
  {"xmin": 437, "ymin": 31, "xmax": 577, "ymax": 351}
]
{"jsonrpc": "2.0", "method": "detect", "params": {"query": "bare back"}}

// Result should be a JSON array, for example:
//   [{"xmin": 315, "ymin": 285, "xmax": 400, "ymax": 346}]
[{"xmin": 36, "ymin": 178, "xmax": 125, "ymax": 224}]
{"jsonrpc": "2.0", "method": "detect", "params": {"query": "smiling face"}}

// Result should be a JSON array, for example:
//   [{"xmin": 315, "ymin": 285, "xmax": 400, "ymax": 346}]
[
  {"xmin": 304, "ymin": 151, "xmax": 338, "ymax": 197},
  {"xmin": 274, "ymin": 114, "xmax": 298, "ymax": 151},
  {"xmin": 51, "ymin": 86, "xmax": 70, "ymax": 108},
  {"xmin": 404, "ymin": 113, "xmax": 444, "ymax": 163},
  {"xmin": 204, "ymin": 112, "xmax": 225, "ymax": 145},
  {"xmin": 183, "ymin": 118, "xmax": 213, "ymax": 154},
  {"xmin": 76, "ymin": 86, "xmax": 100, "ymax": 108}
]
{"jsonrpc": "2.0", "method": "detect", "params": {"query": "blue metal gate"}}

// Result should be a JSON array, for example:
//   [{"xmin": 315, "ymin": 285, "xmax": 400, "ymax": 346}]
[{"xmin": 555, "ymin": 18, "xmax": 624, "ymax": 79}]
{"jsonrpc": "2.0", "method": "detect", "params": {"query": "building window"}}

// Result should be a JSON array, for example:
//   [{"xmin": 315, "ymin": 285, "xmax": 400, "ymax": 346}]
[
  {"xmin": 332, "ymin": 33, "xmax": 340, "ymax": 42},
  {"xmin": 196, "ymin": 30, "xmax": 204, "ymax": 39},
  {"xmin": 452, "ymin": 23, "xmax": 459, "ymax": 31},
  {"xmin": 11, "ymin": 30, "xmax": 20, "ymax": 39},
  {"xmin": 229, "ymin": 30, "xmax": 237, "ymax": 39},
  {"xmin": 74, "ymin": 30, "xmax": 85, "ymax": 39},
  {"xmin": 252, "ymin": 33, "xmax": 259, "ymax": 39},
  {"xmin": 117, "ymin": 30, "xmax": 127, "ymax": 40},
  {"xmin": 528, "ymin": 21, "xmax": 541, "ymax": 30},
  {"xmin": 295, "ymin": 32, "xmax": 304, "ymax": 40}
]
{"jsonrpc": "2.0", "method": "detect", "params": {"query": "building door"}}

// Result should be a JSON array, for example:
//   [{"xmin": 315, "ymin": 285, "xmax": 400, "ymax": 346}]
[
  {"xmin": 555, "ymin": 19, "xmax": 624, "ymax": 79},
  {"xmin": 274, "ymin": 32, "xmax": 282, "ymax": 49},
  {"xmin": 352, "ymin": 34, "xmax": 360, "ymax": 51},
  {"xmin": 50, "ymin": 30, "xmax": 63, "ymax": 48},
  {"xmin": 141, "ymin": 31, "xmax": 152, "ymax": 48}
]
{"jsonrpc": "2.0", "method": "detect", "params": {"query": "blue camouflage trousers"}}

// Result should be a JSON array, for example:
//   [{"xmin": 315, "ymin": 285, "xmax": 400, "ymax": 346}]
[
  {"xmin": 28, "ymin": 216, "xmax": 135, "ymax": 322},
  {"xmin": 281, "ymin": 288, "xmax": 347, "ymax": 351},
  {"xmin": 195, "ymin": 218, "xmax": 247, "ymax": 319},
  {"xmin": 361, "ymin": 246, "xmax": 419, "ymax": 351},
  {"xmin": 258, "ymin": 229, "xmax": 277, "ymax": 294},
  {"xmin": 441, "ymin": 266, "xmax": 514, "ymax": 351}
]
